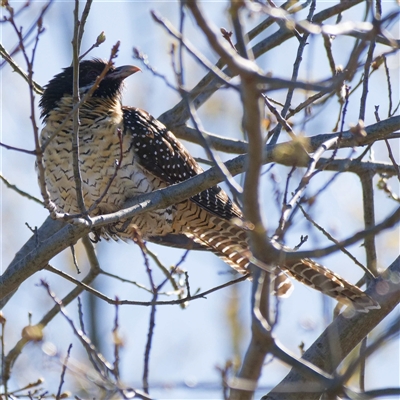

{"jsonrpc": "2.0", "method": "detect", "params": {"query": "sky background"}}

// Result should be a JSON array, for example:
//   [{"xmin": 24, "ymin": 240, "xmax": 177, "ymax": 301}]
[{"xmin": 1, "ymin": 1, "xmax": 399, "ymax": 399}]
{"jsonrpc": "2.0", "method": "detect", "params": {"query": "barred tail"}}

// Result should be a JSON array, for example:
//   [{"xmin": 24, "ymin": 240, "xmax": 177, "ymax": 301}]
[
  {"xmin": 177, "ymin": 203, "xmax": 293, "ymax": 297},
  {"xmin": 173, "ymin": 201, "xmax": 379, "ymax": 312},
  {"xmin": 282, "ymin": 258, "xmax": 380, "ymax": 313}
]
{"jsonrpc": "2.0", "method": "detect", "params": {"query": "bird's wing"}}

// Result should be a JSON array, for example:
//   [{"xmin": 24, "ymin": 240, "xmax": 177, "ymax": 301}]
[{"xmin": 122, "ymin": 107, "xmax": 243, "ymax": 221}]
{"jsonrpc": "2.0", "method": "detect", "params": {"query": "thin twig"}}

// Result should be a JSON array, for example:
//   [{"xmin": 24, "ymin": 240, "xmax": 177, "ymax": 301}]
[
  {"xmin": 1, "ymin": 0, "xmax": 54, "ymax": 66},
  {"xmin": 0, "ymin": 141, "xmax": 36, "ymax": 155},
  {"xmin": 112, "ymin": 300, "xmax": 121, "ymax": 381},
  {"xmin": 71, "ymin": 0, "xmax": 87, "ymax": 215},
  {"xmin": 77, "ymin": 0, "xmax": 93, "ymax": 53},
  {"xmin": 77, "ymin": 297, "xmax": 86, "ymax": 333},
  {"xmin": 45, "ymin": 263, "xmax": 248, "ymax": 306},
  {"xmin": 3, "ymin": 260, "xmax": 100, "ymax": 384},
  {"xmin": 0, "ymin": 44, "xmax": 43, "ymax": 95},
  {"xmin": 287, "ymin": 206, "xmax": 400, "ymax": 261},
  {"xmin": 383, "ymin": 56, "xmax": 394, "ymax": 117},
  {"xmin": 142, "ymin": 294, "xmax": 156, "ymax": 395},
  {"xmin": 323, "ymin": 33, "xmax": 337, "ymax": 76},
  {"xmin": 298, "ymin": 204, "xmax": 374, "ymax": 278},
  {"xmin": 273, "ymin": 136, "xmax": 338, "ymax": 240},
  {"xmin": 177, "ymin": 3, "xmax": 185, "ymax": 87},
  {"xmin": 359, "ymin": 34, "xmax": 376, "ymax": 121},
  {"xmin": 79, "ymin": 31, "xmax": 106, "ymax": 60},
  {"xmin": 269, "ymin": 0, "xmax": 316, "ymax": 145},
  {"xmin": 4, "ymin": 2, "xmax": 57, "ymax": 215},
  {"xmin": 146, "ymin": 248, "xmax": 183, "ymax": 296},
  {"xmin": 0, "ymin": 173, "xmax": 44, "ymax": 205},
  {"xmin": 263, "ymin": 94, "xmax": 297, "ymax": 142},
  {"xmin": 384, "ymin": 139, "xmax": 400, "ymax": 181},
  {"xmin": 99, "ymin": 269, "xmax": 153, "ymax": 293},
  {"xmin": 229, "ymin": 1, "xmax": 250, "ymax": 59},
  {"xmin": 70, "ymin": 245, "xmax": 81, "ymax": 274},
  {"xmin": 140, "ymin": 242, "xmax": 157, "ymax": 395},
  {"xmin": 150, "ymin": 10, "xmax": 237, "ymax": 90},
  {"xmin": 56, "ymin": 343, "xmax": 73, "ymax": 400},
  {"xmin": 186, "ymin": 100, "xmax": 243, "ymax": 199},
  {"xmin": 40, "ymin": 280, "xmax": 113, "ymax": 378}
]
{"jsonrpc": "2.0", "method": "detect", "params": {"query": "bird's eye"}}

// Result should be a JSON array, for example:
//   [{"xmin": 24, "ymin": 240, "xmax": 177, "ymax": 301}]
[{"xmin": 86, "ymin": 70, "xmax": 99, "ymax": 81}]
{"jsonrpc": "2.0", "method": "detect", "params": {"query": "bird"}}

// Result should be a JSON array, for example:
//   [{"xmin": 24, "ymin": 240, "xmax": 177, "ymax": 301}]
[{"xmin": 38, "ymin": 58, "xmax": 380, "ymax": 313}]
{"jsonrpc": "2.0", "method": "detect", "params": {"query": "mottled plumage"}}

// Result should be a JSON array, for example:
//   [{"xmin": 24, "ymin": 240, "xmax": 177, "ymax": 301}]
[{"xmin": 38, "ymin": 59, "xmax": 380, "ymax": 312}]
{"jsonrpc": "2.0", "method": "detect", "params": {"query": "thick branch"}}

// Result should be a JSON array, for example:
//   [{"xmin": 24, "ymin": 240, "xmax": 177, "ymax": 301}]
[
  {"xmin": 1, "ymin": 116, "xmax": 399, "ymax": 304},
  {"xmin": 172, "ymin": 116, "xmax": 400, "ymax": 156},
  {"xmin": 263, "ymin": 256, "xmax": 400, "ymax": 399}
]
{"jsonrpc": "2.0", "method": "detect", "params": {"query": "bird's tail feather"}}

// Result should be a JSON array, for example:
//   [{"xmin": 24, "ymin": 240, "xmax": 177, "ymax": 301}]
[
  {"xmin": 281, "ymin": 258, "xmax": 380, "ymax": 313},
  {"xmin": 183, "ymin": 213, "xmax": 294, "ymax": 297},
  {"xmin": 173, "ymin": 201, "xmax": 379, "ymax": 312}
]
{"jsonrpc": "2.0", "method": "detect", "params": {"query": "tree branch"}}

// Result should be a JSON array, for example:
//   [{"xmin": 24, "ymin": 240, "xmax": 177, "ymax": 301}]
[
  {"xmin": 263, "ymin": 256, "xmax": 400, "ymax": 399},
  {"xmin": 1, "ymin": 115, "xmax": 399, "ymax": 304}
]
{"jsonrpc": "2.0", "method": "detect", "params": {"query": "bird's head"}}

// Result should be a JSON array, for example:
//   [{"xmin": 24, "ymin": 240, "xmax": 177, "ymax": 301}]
[{"xmin": 39, "ymin": 59, "xmax": 141, "ymax": 119}]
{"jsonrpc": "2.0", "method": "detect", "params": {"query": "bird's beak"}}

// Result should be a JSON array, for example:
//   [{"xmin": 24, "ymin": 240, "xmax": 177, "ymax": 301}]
[{"xmin": 108, "ymin": 65, "xmax": 141, "ymax": 80}]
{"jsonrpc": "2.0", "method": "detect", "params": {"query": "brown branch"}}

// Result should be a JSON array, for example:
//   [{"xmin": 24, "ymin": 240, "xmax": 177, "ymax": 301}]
[
  {"xmin": 359, "ymin": 35, "xmax": 376, "ymax": 121},
  {"xmin": 44, "ymin": 263, "xmax": 248, "ymax": 306},
  {"xmin": 286, "ymin": 205, "xmax": 400, "ymax": 261},
  {"xmin": 150, "ymin": 10, "xmax": 236, "ymax": 89},
  {"xmin": 2, "ymin": 252, "xmax": 100, "ymax": 384},
  {"xmin": 4, "ymin": 2, "xmax": 57, "ymax": 215},
  {"xmin": 112, "ymin": 301, "xmax": 121, "ymax": 381},
  {"xmin": 71, "ymin": 0, "xmax": 87, "ymax": 215},
  {"xmin": 160, "ymin": 0, "xmax": 388, "ymax": 128},
  {"xmin": 298, "ymin": 205, "xmax": 373, "ymax": 278},
  {"xmin": 359, "ymin": 172, "xmax": 378, "ymax": 276},
  {"xmin": 268, "ymin": 0, "xmax": 315, "ymax": 145},
  {"xmin": 263, "ymin": 256, "xmax": 400, "ymax": 399},
  {"xmin": 56, "ymin": 343, "xmax": 73, "ymax": 400},
  {"xmin": 0, "ymin": 173, "xmax": 44, "ymax": 205},
  {"xmin": 2, "ymin": 116, "xmax": 399, "ymax": 304},
  {"xmin": 230, "ymin": 269, "xmax": 274, "ymax": 400},
  {"xmin": 383, "ymin": 138, "xmax": 400, "ymax": 181},
  {"xmin": 273, "ymin": 136, "xmax": 338, "ymax": 240},
  {"xmin": 40, "ymin": 280, "xmax": 114, "ymax": 378}
]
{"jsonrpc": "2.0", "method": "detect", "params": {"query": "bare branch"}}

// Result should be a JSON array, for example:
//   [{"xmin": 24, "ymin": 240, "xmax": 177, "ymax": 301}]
[
  {"xmin": 360, "ymin": 172, "xmax": 378, "ymax": 276},
  {"xmin": 3, "ymin": 256, "xmax": 100, "ymax": 384},
  {"xmin": 287, "ymin": 206, "xmax": 400, "ymax": 261},
  {"xmin": 56, "ymin": 343, "xmax": 73, "ymax": 400},
  {"xmin": 0, "ymin": 173, "xmax": 44, "ymax": 205},
  {"xmin": 0, "ymin": 42, "xmax": 43, "ymax": 94},
  {"xmin": 2, "ymin": 115, "xmax": 399, "ymax": 303},
  {"xmin": 264, "ymin": 256, "xmax": 400, "ymax": 399},
  {"xmin": 273, "ymin": 135, "xmax": 339, "ymax": 240},
  {"xmin": 298, "ymin": 205, "xmax": 373, "ymax": 278},
  {"xmin": 150, "ymin": 10, "xmax": 236, "ymax": 90},
  {"xmin": 44, "ymin": 262, "xmax": 248, "ymax": 307}
]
